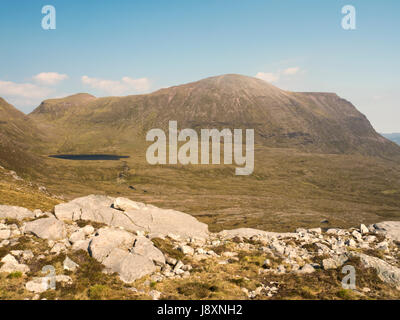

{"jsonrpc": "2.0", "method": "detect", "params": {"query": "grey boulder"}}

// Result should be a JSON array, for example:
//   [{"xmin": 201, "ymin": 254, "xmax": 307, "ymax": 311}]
[
  {"xmin": 0, "ymin": 205, "xmax": 35, "ymax": 220},
  {"xmin": 24, "ymin": 216, "xmax": 67, "ymax": 240}
]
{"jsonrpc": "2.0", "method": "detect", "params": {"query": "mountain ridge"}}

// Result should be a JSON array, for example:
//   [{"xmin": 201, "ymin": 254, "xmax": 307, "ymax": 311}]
[{"xmin": 27, "ymin": 74, "xmax": 400, "ymax": 157}]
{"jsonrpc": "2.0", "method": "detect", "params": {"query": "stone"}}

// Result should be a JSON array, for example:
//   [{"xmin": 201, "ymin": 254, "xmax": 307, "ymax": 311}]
[
  {"xmin": 322, "ymin": 254, "xmax": 348, "ymax": 270},
  {"xmin": 352, "ymin": 230, "xmax": 362, "ymax": 241},
  {"xmin": 345, "ymin": 239, "xmax": 356, "ymax": 247},
  {"xmin": 222, "ymin": 252, "xmax": 238, "ymax": 258},
  {"xmin": 55, "ymin": 195, "xmax": 209, "ymax": 239},
  {"xmin": 218, "ymin": 228, "xmax": 295, "ymax": 241},
  {"xmin": 165, "ymin": 256, "xmax": 177, "ymax": 266},
  {"xmin": 72, "ymin": 239, "xmax": 90, "ymax": 251},
  {"xmin": 0, "ymin": 205, "xmax": 35, "ymax": 220},
  {"xmin": 178, "ymin": 245, "xmax": 195, "ymax": 256},
  {"xmin": 33, "ymin": 209, "xmax": 44, "ymax": 218},
  {"xmin": 55, "ymin": 195, "xmax": 116, "ymax": 223},
  {"xmin": 82, "ymin": 225, "xmax": 95, "ymax": 235},
  {"xmin": 374, "ymin": 221, "xmax": 400, "ymax": 241},
  {"xmin": 149, "ymin": 290, "xmax": 162, "ymax": 300},
  {"xmin": 322, "ymin": 258, "xmax": 337, "ymax": 270},
  {"xmin": 89, "ymin": 227, "xmax": 136, "ymax": 262},
  {"xmin": 24, "ymin": 217, "xmax": 66, "ymax": 241},
  {"xmin": 364, "ymin": 235, "xmax": 376, "ymax": 243},
  {"xmin": 349, "ymin": 252, "xmax": 400, "ymax": 289},
  {"xmin": 50, "ymin": 243, "xmax": 67, "ymax": 255},
  {"xmin": 26, "ymin": 278, "xmax": 51, "ymax": 293},
  {"xmin": 63, "ymin": 257, "xmax": 79, "ymax": 271},
  {"xmin": 69, "ymin": 230, "xmax": 86, "ymax": 244},
  {"xmin": 22, "ymin": 250, "xmax": 34, "ymax": 261},
  {"xmin": 298, "ymin": 264, "xmax": 315, "ymax": 274},
  {"xmin": 174, "ymin": 260, "xmax": 184, "ymax": 272},
  {"xmin": 308, "ymin": 228, "xmax": 322, "ymax": 235},
  {"xmin": 55, "ymin": 275, "xmax": 73, "ymax": 284},
  {"xmin": 131, "ymin": 236, "xmax": 165, "ymax": 266},
  {"xmin": 1, "ymin": 254, "xmax": 18, "ymax": 264},
  {"xmin": 0, "ymin": 254, "xmax": 30, "ymax": 273},
  {"xmin": 113, "ymin": 197, "xmax": 146, "ymax": 211},
  {"xmin": 360, "ymin": 224, "xmax": 369, "ymax": 235},
  {"xmin": 102, "ymin": 248, "xmax": 156, "ymax": 283},
  {"xmin": 376, "ymin": 241, "xmax": 389, "ymax": 252},
  {"xmin": 0, "ymin": 229, "xmax": 11, "ymax": 240},
  {"xmin": 269, "ymin": 241, "xmax": 285, "ymax": 255}
]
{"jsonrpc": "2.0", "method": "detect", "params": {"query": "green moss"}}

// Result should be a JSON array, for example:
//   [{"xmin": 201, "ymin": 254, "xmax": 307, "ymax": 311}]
[{"xmin": 7, "ymin": 271, "xmax": 23, "ymax": 279}]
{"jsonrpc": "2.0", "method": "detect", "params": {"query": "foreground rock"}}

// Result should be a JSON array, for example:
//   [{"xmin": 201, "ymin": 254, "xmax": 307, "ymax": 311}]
[
  {"xmin": 88, "ymin": 227, "xmax": 163, "ymax": 282},
  {"xmin": 0, "ymin": 205, "xmax": 35, "ymax": 220},
  {"xmin": 2, "ymin": 194, "xmax": 400, "ymax": 296},
  {"xmin": 55, "ymin": 195, "xmax": 209, "ymax": 239},
  {"xmin": 350, "ymin": 252, "xmax": 400, "ymax": 289},
  {"xmin": 24, "ymin": 216, "xmax": 67, "ymax": 240},
  {"xmin": 374, "ymin": 221, "xmax": 400, "ymax": 242},
  {"xmin": 0, "ymin": 254, "xmax": 30, "ymax": 274}
]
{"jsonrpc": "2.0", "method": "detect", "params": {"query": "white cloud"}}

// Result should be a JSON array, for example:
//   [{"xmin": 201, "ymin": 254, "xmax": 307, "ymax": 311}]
[
  {"xmin": 255, "ymin": 72, "xmax": 279, "ymax": 83},
  {"xmin": 81, "ymin": 75, "xmax": 151, "ymax": 95},
  {"xmin": 256, "ymin": 66, "xmax": 301, "ymax": 84},
  {"xmin": 283, "ymin": 67, "xmax": 300, "ymax": 75},
  {"xmin": 0, "ymin": 80, "xmax": 54, "ymax": 108},
  {"xmin": 33, "ymin": 72, "xmax": 69, "ymax": 85}
]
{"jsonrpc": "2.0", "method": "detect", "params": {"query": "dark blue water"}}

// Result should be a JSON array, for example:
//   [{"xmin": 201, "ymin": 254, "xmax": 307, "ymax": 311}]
[{"xmin": 49, "ymin": 154, "xmax": 130, "ymax": 161}]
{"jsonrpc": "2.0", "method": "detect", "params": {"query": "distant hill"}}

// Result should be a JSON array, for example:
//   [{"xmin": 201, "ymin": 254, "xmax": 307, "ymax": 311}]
[
  {"xmin": 382, "ymin": 133, "xmax": 400, "ymax": 145},
  {"xmin": 29, "ymin": 74, "xmax": 400, "ymax": 157}
]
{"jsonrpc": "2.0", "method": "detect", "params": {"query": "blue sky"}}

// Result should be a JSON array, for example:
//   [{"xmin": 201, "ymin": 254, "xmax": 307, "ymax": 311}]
[{"xmin": 0, "ymin": 0, "xmax": 399, "ymax": 132}]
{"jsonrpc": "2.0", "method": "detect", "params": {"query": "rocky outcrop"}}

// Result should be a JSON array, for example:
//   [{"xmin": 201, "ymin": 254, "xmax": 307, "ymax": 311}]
[
  {"xmin": 55, "ymin": 195, "xmax": 209, "ymax": 239},
  {"xmin": 0, "ymin": 205, "xmax": 35, "ymax": 220},
  {"xmin": 88, "ymin": 227, "xmax": 164, "ymax": 282},
  {"xmin": 374, "ymin": 221, "xmax": 400, "ymax": 242},
  {"xmin": 24, "ymin": 216, "xmax": 67, "ymax": 241},
  {"xmin": 0, "ymin": 254, "xmax": 30, "ymax": 274},
  {"xmin": 349, "ymin": 252, "xmax": 400, "ymax": 289},
  {"xmin": 2, "ymin": 195, "xmax": 400, "ymax": 296}
]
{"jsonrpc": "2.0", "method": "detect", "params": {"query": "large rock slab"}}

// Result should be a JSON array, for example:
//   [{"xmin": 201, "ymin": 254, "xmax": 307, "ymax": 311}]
[
  {"xmin": 88, "ymin": 228, "xmax": 136, "ymax": 262},
  {"xmin": 350, "ymin": 252, "xmax": 400, "ymax": 289},
  {"xmin": 54, "ymin": 195, "xmax": 209, "ymax": 239},
  {"xmin": 88, "ymin": 227, "xmax": 163, "ymax": 283},
  {"xmin": 102, "ymin": 248, "xmax": 156, "ymax": 283},
  {"xmin": 134, "ymin": 206, "xmax": 209, "ymax": 239},
  {"xmin": 55, "ymin": 195, "xmax": 117, "ymax": 224},
  {"xmin": 0, "ymin": 205, "xmax": 35, "ymax": 220},
  {"xmin": 24, "ymin": 216, "xmax": 66, "ymax": 240},
  {"xmin": 374, "ymin": 221, "xmax": 400, "ymax": 242}
]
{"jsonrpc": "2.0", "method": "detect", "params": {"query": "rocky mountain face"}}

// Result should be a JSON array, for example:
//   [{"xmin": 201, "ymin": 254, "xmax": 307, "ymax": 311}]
[
  {"xmin": 28, "ymin": 74, "xmax": 400, "ymax": 157},
  {"xmin": 1, "ymin": 195, "xmax": 400, "ymax": 300}
]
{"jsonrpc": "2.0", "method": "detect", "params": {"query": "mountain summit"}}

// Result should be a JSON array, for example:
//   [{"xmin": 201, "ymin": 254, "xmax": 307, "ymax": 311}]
[{"xmin": 28, "ymin": 74, "xmax": 400, "ymax": 156}]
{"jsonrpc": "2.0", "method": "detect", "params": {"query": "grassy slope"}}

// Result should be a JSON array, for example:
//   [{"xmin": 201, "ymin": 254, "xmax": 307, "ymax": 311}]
[{"xmin": 0, "ymin": 166, "xmax": 60, "ymax": 211}]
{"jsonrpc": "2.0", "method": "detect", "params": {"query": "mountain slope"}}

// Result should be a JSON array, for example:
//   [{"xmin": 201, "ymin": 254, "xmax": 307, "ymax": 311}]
[
  {"xmin": 29, "ymin": 74, "xmax": 400, "ymax": 157},
  {"xmin": 0, "ymin": 97, "xmax": 44, "ymax": 173}
]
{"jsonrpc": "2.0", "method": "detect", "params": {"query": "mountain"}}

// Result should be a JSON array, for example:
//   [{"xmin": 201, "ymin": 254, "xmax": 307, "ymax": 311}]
[
  {"xmin": 1, "ymin": 74, "xmax": 400, "ymax": 233},
  {"xmin": 29, "ymin": 74, "xmax": 400, "ymax": 157},
  {"xmin": 0, "ymin": 97, "xmax": 44, "ymax": 173},
  {"xmin": 382, "ymin": 133, "xmax": 400, "ymax": 145}
]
